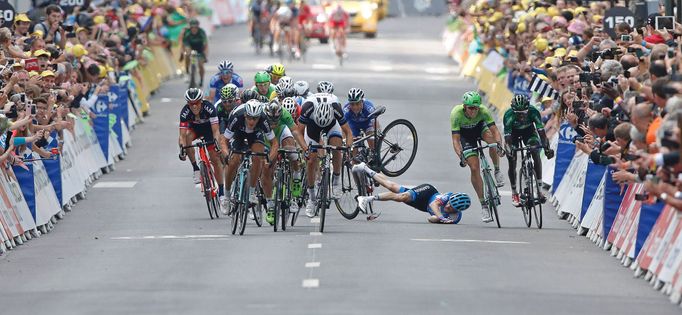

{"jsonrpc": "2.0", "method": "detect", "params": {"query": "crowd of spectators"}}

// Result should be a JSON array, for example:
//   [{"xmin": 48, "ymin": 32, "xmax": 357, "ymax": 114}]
[
  {"xmin": 0, "ymin": 0, "xmax": 196, "ymax": 170},
  {"xmin": 449, "ymin": 0, "xmax": 682, "ymax": 208}
]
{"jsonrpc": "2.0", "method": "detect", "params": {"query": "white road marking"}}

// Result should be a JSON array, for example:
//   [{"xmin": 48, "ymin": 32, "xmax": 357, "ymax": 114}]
[
  {"xmin": 425, "ymin": 76, "xmax": 449, "ymax": 81},
  {"xmin": 302, "ymin": 279, "xmax": 319, "ymax": 288},
  {"xmin": 411, "ymin": 238, "xmax": 529, "ymax": 244},
  {"xmin": 499, "ymin": 190, "xmax": 512, "ymax": 196},
  {"xmin": 312, "ymin": 64, "xmax": 337, "ymax": 70},
  {"xmin": 93, "ymin": 181, "xmax": 138, "ymax": 188},
  {"xmin": 309, "ymin": 232, "xmax": 322, "ymax": 236},
  {"xmin": 310, "ymin": 218, "xmax": 321, "ymax": 224},
  {"xmin": 160, "ymin": 98, "xmax": 173, "ymax": 103},
  {"xmin": 424, "ymin": 67, "xmax": 450, "ymax": 74},
  {"xmin": 308, "ymin": 243, "xmax": 322, "ymax": 249},
  {"xmin": 112, "ymin": 234, "xmax": 229, "ymax": 240},
  {"xmin": 305, "ymin": 262, "xmax": 320, "ymax": 268},
  {"xmin": 370, "ymin": 65, "xmax": 393, "ymax": 72}
]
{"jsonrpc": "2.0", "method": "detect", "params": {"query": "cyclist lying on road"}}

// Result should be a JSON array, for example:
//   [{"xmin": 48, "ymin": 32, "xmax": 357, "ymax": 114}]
[{"xmin": 353, "ymin": 162, "xmax": 472, "ymax": 223}]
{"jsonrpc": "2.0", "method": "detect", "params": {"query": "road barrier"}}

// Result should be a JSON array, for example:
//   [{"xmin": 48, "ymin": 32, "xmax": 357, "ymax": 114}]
[
  {"xmin": 0, "ymin": 44, "xmax": 183, "ymax": 254},
  {"xmin": 444, "ymin": 24, "xmax": 682, "ymax": 306}
]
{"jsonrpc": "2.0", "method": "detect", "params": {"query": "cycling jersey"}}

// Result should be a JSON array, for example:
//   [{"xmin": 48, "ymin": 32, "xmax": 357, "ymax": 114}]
[
  {"xmin": 179, "ymin": 100, "xmax": 218, "ymax": 142},
  {"xmin": 182, "ymin": 28, "xmax": 208, "ymax": 53},
  {"xmin": 224, "ymin": 104, "xmax": 276, "ymax": 151},
  {"xmin": 330, "ymin": 7, "xmax": 348, "ymax": 28},
  {"xmin": 251, "ymin": 85, "xmax": 277, "ymax": 101},
  {"xmin": 450, "ymin": 104, "xmax": 496, "ymax": 138},
  {"xmin": 397, "ymin": 184, "xmax": 453, "ymax": 218},
  {"xmin": 502, "ymin": 106, "xmax": 544, "ymax": 136},
  {"xmin": 209, "ymin": 73, "xmax": 244, "ymax": 103},
  {"xmin": 343, "ymin": 99, "xmax": 376, "ymax": 137},
  {"xmin": 215, "ymin": 100, "xmax": 240, "ymax": 134},
  {"xmin": 299, "ymin": 94, "xmax": 347, "ymax": 142},
  {"xmin": 267, "ymin": 110, "xmax": 296, "ymax": 146}
]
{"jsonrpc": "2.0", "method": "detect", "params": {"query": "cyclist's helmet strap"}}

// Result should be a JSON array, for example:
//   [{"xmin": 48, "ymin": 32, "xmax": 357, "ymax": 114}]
[
  {"xmin": 462, "ymin": 91, "xmax": 481, "ymax": 107},
  {"xmin": 511, "ymin": 94, "xmax": 530, "ymax": 111}
]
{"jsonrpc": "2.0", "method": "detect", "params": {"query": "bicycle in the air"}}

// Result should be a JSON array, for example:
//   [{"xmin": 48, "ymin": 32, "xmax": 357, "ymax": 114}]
[
  {"xmin": 228, "ymin": 146, "xmax": 270, "ymax": 235},
  {"xmin": 461, "ymin": 142, "xmax": 502, "ymax": 228},
  {"xmin": 512, "ymin": 140, "xmax": 544, "ymax": 229},
  {"xmin": 183, "ymin": 139, "xmax": 220, "ymax": 220},
  {"xmin": 308, "ymin": 133, "xmax": 348, "ymax": 233}
]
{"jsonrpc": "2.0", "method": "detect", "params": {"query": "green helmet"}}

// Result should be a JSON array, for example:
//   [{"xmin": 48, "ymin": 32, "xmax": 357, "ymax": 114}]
[
  {"xmin": 511, "ymin": 94, "xmax": 530, "ymax": 112},
  {"xmin": 254, "ymin": 71, "xmax": 271, "ymax": 84},
  {"xmin": 462, "ymin": 91, "xmax": 482, "ymax": 107},
  {"xmin": 220, "ymin": 84, "xmax": 239, "ymax": 101}
]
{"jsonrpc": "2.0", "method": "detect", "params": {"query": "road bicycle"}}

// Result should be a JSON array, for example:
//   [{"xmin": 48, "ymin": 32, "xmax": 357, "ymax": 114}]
[
  {"xmin": 335, "ymin": 146, "xmax": 372, "ymax": 220},
  {"xmin": 308, "ymin": 134, "xmax": 348, "ymax": 233},
  {"xmin": 512, "ymin": 141, "xmax": 544, "ymax": 229},
  {"xmin": 461, "ymin": 142, "xmax": 502, "ymax": 228},
  {"xmin": 228, "ymin": 147, "xmax": 270, "ymax": 235},
  {"xmin": 276, "ymin": 25, "xmax": 295, "ymax": 63},
  {"xmin": 272, "ymin": 147, "xmax": 302, "ymax": 231},
  {"xmin": 183, "ymin": 139, "xmax": 219, "ymax": 220},
  {"xmin": 351, "ymin": 105, "xmax": 418, "ymax": 177},
  {"xmin": 331, "ymin": 27, "xmax": 345, "ymax": 66}
]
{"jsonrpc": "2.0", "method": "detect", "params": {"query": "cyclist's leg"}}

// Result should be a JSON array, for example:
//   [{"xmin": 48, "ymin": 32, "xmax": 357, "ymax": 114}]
[
  {"xmin": 185, "ymin": 129, "xmax": 198, "ymax": 166},
  {"xmin": 526, "ymin": 131, "xmax": 543, "ymax": 180},
  {"xmin": 207, "ymin": 146, "xmax": 224, "ymax": 196},
  {"xmin": 183, "ymin": 48, "xmax": 191, "ymax": 73},
  {"xmin": 199, "ymin": 53, "xmax": 206, "ymax": 86},
  {"xmin": 225, "ymin": 139, "xmax": 245, "ymax": 192},
  {"xmin": 304, "ymin": 130, "xmax": 319, "ymax": 199},
  {"xmin": 507, "ymin": 135, "xmax": 520, "ymax": 195},
  {"xmin": 466, "ymin": 155, "xmax": 484, "ymax": 201},
  {"xmin": 250, "ymin": 142, "xmax": 266, "ymax": 190},
  {"xmin": 328, "ymin": 123, "xmax": 344, "ymax": 185}
]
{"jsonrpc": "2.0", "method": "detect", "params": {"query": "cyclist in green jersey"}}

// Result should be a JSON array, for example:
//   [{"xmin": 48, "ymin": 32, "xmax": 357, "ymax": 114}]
[
  {"xmin": 450, "ymin": 91, "xmax": 505, "ymax": 223},
  {"xmin": 252, "ymin": 71, "xmax": 278, "ymax": 101},
  {"xmin": 179, "ymin": 19, "xmax": 209, "ymax": 87},
  {"xmin": 261, "ymin": 100, "xmax": 307, "ymax": 224},
  {"xmin": 503, "ymin": 94, "xmax": 554, "ymax": 207}
]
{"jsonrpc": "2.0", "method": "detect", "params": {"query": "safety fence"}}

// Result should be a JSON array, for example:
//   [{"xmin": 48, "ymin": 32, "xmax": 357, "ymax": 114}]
[
  {"xmin": 444, "ymin": 26, "xmax": 682, "ymax": 305},
  {"xmin": 0, "ymin": 44, "xmax": 183, "ymax": 254}
]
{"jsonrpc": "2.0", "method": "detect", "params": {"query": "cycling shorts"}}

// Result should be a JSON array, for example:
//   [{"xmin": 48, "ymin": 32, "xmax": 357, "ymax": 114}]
[
  {"xmin": 398, "ymin": 184, "xmax": 438, "ymax": 212},
  {"xmin": 459, "ymin": 122, "xmax": 489, "ymax": 159},
  {"xmin": 348, "ymin": 121, "xmax": 374, "ymax": 137},
  {"xmin": 304, "ymin": 121, "xmax": 343, "ymax": 150},
  {"xmin": 330, "ymin": 20, "xmax": 346, "ymax": 29},
  {"xmin": 510, "ymin": 126, "xmax": 540, "ymax": 147},
  {"xmin": 188, "ymin": 123, "xmax": 216, "ymax": 150},
  {"xmin": 229, "ymin": 131, "xmax": 266, "ymax": 152}
]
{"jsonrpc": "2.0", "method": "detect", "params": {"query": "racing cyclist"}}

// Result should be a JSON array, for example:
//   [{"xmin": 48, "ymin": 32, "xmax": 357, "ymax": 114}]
[
  {"xmin": 271, "ymin": 0, "xmax": 301, "ymax": 59},
  {"xmin": 450, "ymin": 91, "xmax": 505, "ymax": 223},
  {"xmin": 261, "ymin": 101, "xmax": 308, "ymax": 224},
  {"xmin": 343, "ymin": 88, "xmax": 379, "ymax": 149},
  {"xmin": 179, "ymin": 19, "xmax": 209, "ymax": 87},
  {"xmin": 266, "ymin": 63, "xmax": 286, "ymax": 85},
  {"xmin": 178, "ymin": 88, "xmax": 227, "ymax": 212},
  {"xmin": 298, "ymin": 93, "xmax": 353, "ymax": 217},
  {"xmin": 216, "ymin": 84, "xmax": 241, "ymax": 134},
  {"xmin": 219, "ymin": 100, "xmax": 279, "ymax": 211},
  {"xmin": 294, "ymin": 80, "xmax": 312, "ymax": 104},
  {"xmin": 317, "ymin": 80, "xmax": 334, "ymax": 94},
  {"xmin": 328, "ymin": 3, "xmax": 348, "ymax": 57},
  {"xmin": 282, "ymin": 96, "xmax": 302, "ymax": 121},
  {"xmin": 208, "ymin": 60, "xmax": 244, "ymax": 104},
  {"xmin": 251, "ymin": 71, "xmax": 278, "ymax": 101},
  {"xmin": 354, "ymin": 162, "xmax": 472, "ymax": 223},
  {"xmin": 504, "ymin": 94, "xmax": 554, "ymax": 207}
]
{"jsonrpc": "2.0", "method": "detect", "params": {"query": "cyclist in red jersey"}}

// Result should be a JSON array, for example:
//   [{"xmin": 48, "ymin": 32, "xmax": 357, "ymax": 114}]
[{"xmin": 328, "ymin": 3, "xmax": 348, "ymax": 55}]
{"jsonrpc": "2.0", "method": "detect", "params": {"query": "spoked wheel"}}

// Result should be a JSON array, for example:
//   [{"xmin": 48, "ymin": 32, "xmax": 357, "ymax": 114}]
[
  {"xmin": 238, "ymin": 173, "xmax": 250, "ymax": 235},
  {"xmin": 378, "ymin": 119, "xmax": 418, "ymax": 177},
  {"xmin": 200, "ymin": 163, "xmax": 215, "ymax": 219},
  {"xmin": 484, "ymin": 169, "xmax": 501, "ymax": 228},
  {"xmin": 530, "ymin": 171, "xmax": 543, "ymax": 229},
  {"xmin": 519, "ymin": 166, "xmax": 532, "ymax": 228},
  {"xmin": 230, "ymin": 182, "xmax": 240, "ymax": 235},
  {"xmin": 335, "ymin": 163, "xmax": 360, "ymax": 220},
  {"xmin": 253, "ymin": 196, "xmax": 264, "ymax": 228},
  {"xmin": 318, "ymin": 171, "xmax": 329, "ymax": 233},
  {"xmin": 273, "ymin": 174, "xmax": 282, "ymax": 232}
]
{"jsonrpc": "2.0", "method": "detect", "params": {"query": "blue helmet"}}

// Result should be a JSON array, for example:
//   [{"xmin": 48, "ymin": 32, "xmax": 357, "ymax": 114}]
[{"xmin": 448, "ymin": 192, "xmax": 471, "ymax": 211}]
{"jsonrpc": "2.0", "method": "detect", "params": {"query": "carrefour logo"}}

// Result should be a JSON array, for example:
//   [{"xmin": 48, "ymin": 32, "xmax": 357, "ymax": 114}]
[{"xmin": 559, "ymin": 124, "xmax": 577, "ymax": 142}]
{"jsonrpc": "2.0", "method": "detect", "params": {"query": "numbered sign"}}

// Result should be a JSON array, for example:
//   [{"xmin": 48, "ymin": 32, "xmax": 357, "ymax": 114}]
[
  {"xmin": 0, "ymin": 1, "xmax": 15, "ymax": 29},
  {"xmin": 59, "ymin": 0, "xmax": 90, "ymax": 15},
  {"xmin": 603, "ymin": 7, "xmax": 635, "ymax": 39}
]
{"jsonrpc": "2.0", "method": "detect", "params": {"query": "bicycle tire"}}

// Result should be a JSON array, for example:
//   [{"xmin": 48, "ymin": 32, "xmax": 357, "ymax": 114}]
[
  {"xmin": 200, "ymin": 162, "xmax": 215, "ymax": 219},
  {"xmin": 335, "ymin": 162, "xmax": 360, "ymax": 220},
  {"xmin": 379, "ymin": 119, "xmax": 418, "ymax": 177},
  {"xmin": 318, "ymin": 167, "xmax": 329, "ymax": 233},
  {"xmin": 253, "ymin": 183, "xmax": 264, "ymax": 227},
  {"xmin": 274, "ymin": 168, "xmax": 283, "ymax": 232},
  {"xmin": 483, "ymin": 168, "xmax": 501, "ymax": 228},
  {"xmin": 238, "ymin": 170, "xmax": 250, "ymax": 235},
  {"xmin": 189, "ymin": 62, "xmax": 197, "ymax": 89},
  {"xmin": 519, "ymin": 163, "xmax": 532, "ymax": 228},
  {"xmin": 530, "ymin": 170, "xmax": 543, "ymax": 229},
  {"xmin": 280, "ymin": 166, "xmax": 291, "ymax": 231},
  {"xmin": 230, "ymin": 171, "xmax": 245, "ymax": 235}
]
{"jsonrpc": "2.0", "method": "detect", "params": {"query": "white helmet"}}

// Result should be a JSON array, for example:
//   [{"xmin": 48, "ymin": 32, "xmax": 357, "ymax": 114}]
[
  {"xmin": 278, "ymin": 76, "xmax": 293, "ymax": 90},
  {"xmin": 218, "ymin": 60, "xmax": 234, "ymax": 73},
  {"xmin": 244, "ymin": 99, "xmax": 263, "ymax": 118},
  {"xmin": 185, "ymin": 88, "xmax": 203, "ymax": 102},
  {"xmin": 317, "ymin": 80, "xmax": 334, "ymax": 93},
  {"xmin": 294, "ymin": 80, "xmax": 309, "ymax": 96},
  {"xmin": 282, "ymin": 97, "xmax": 297, "ymax": 116},
  {"xmin": 312, "ymin": 93, "xmax": 335, "ymax": 127}
]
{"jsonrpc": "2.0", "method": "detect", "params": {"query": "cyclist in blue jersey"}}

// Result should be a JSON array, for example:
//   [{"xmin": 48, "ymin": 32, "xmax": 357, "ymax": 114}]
[
  {"xmin": 208, "ymin": 60, "xmax": 244, "ymax": 103},
  {"xmin": 353, "ymin": 163, "xmax": 471, "ymax": 223},
  {"xmin": 343, "ymin": 88, "xmax": 380, "ymax": 148}
]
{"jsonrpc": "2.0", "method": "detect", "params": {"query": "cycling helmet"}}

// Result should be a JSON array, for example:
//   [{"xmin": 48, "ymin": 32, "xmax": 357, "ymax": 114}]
[
  {"xmin": 448, "ymin": 192, "xmax": 471, "ymax": 211},
  {"xmin": 278, "ymin": 76, "xmax": 293, "ymax": 90},
  {"xmin": 317, "ymin": 80, "xmax": 334, "ymax": 93},
  {"xmin": 189, "ymin": 18, "xmax": 199, "ymax": 26},
  {"xmin": 462, "ymin": 91, "xmax": 482, "ymax": 107},
  {"xmin": 244, "ymin": 99, "xmax": 263, "ymax": 118},
  {"xmin": 312, "ymin": 94, "xmax": 335, "ymax": 127},
  {"xmin": 185, "ymin": 88, "xmax": 203, "ymax": 102},
  {"xmin": 268, "ymin": 63, "xmax": 286, "ymax": 76},
  {"xmin": 347, "ymin": 88, "xmax": 364, "ymax": 103},
  {"xmin": 254, "ymin": 71, "xmax": 271, "ymax": 84},
  {"xmin": 220, "ymin": 84, "xmax": 239, "ymax": 101},
  {"xmin": 511, "ymin": 94, "xmax": 530, "ymax": 112},
  {"xmin": 294, "ymin": 80, "xmax": 309, "ymax": 96},
  {"xmin": 241, "ymin": 89, "xmax": 259, "ymax": 103},
  {"xmin": 264, "ymin": 100, "xmax": 283, "ymax": 121},
  {"xmin": 218, "ymin": 60, "xmax": 234, "ymax": 73},
  {"xmin": 282, "ymin": 97, "xmax": 297, "ymax": 116},
  {"xmin": 274, "ymin": 84, "xmax": 286, "ymax": 97}
]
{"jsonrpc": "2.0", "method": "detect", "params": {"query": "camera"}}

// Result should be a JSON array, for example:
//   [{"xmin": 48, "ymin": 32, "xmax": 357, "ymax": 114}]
[
  {"xmin": 63, "ymin": 24, "xmax": 74, "ymax": 32},
  {"xmin": 621, "ymin": 34, "xmax": 632, "ymax": 42},
  {"xmin": 600, "ymin": 49, "xmax": 614, "ymax": 60},
  {"xmin": 635, "ymin": 193, "xmax": 649, "ymax": 201},
  {"xmin": 623, "ymin": 153, "xmax": 640, "ymax": 161},
  {"xmin": 573, "ymin": 136, "xmax": 585, "ymax": 143}
]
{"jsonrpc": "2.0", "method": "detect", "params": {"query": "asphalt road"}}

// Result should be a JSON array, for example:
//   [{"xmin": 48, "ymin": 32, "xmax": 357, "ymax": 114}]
[{"xmin": 0, "ymin": 17, "xmax": 679, "ymax": 315}]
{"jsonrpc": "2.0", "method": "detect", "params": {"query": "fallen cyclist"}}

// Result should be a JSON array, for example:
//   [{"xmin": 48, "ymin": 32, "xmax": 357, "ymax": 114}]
[{"xmin": 353, "ymin": 162, "xmax": 471, "ymax": 223}]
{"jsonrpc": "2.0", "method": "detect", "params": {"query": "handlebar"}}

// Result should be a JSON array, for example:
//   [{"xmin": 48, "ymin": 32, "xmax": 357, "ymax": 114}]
[
  {"xmin": 511, "ymin": 144, "xmax": 543, "ymax": 153},
  {"xmin": 308, "ymin": 144, "xmax": 349, "ymax": 152},
  {"xmin": 461, "ymin": 142, "xmax": 498, "ymax": 157},
  {"xmin": 182, "ymin": 139, "xmax": 216, "ymax": 150},
  {"xmin": 230, "ymin": 149, "xmax": 271, "ymax": 163}
]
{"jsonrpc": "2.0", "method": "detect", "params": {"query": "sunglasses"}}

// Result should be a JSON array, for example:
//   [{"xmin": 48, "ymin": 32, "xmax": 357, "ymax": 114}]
[
  {"xmin": 246, "ymin": 115, "xmax": 259, "ymax": 121},
  {"xmin": 465, "ymin": 106, "xmax": 479, "ymax": 110}
]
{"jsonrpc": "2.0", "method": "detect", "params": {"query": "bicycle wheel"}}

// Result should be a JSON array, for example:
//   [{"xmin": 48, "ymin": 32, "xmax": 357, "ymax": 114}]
[
  {"xmin": 238, "ymin": 171, "xmax": 251, "ymax": 235},
  {"xmin": 280, "ymin": 167, "xmax": 291, "ymax": 231},
  {"xmin": 378, "ymin": 119, "xmax": 418, "ymax": 177},
  {"xmin": 200, "ymin": 162, "xmax": 215, "ymax": 219},
  {"xmin": 335, "ymin": 162, "xmax": 360, "ymax": 220},
  {"xmin": 318, "ymin": 168, "xmax": 330, "ymax": 233},
  {"xmin": 273, "ymin": 169, "xmax": 283, "ymax": 232},
  {"xmin": 230, "ymin": 171, "xmax": 244, "ymax": 235},
  {"xmin": 189, "ymin": 62, "xmax": 197, "ymax": 89},
  {"xmin": 529, "ymin": 169, "xmax": 543, "ymax": 229},
  {"xmin": 518, "ymin": 163, "xmax": 532, "ymax": 228},
  {"xmin": 483, "ymin": 168, "xmax": 501, "ymax": 228},
  {"xmin": 253, "ymin": 183, "xmax": 264, "ymax": 227}
]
